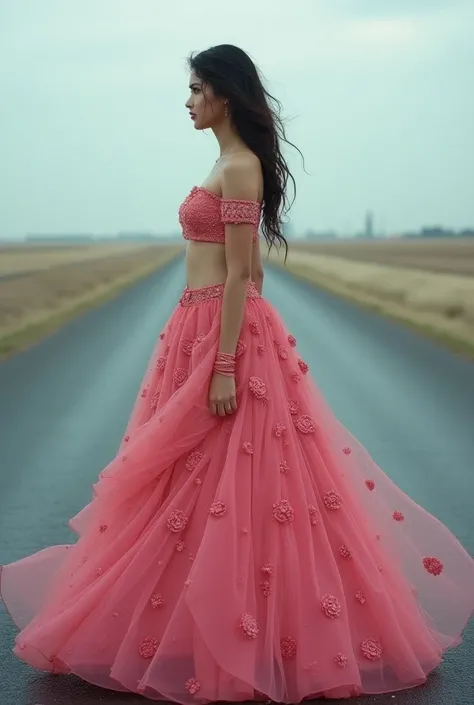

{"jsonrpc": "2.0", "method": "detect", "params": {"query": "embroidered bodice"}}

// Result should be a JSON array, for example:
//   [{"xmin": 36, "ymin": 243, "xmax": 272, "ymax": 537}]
[{"xmin": 178, "ymin": 186, "xmax": 261, "ymax": 245}]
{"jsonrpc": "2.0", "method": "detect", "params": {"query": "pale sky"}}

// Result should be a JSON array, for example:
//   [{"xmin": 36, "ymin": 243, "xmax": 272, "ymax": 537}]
[{"xmin": 1, "ymin": 0, "xmax": 473, "ymax": 238}]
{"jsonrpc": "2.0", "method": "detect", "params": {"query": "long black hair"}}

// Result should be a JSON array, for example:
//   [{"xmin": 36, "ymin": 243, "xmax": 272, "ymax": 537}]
[{"xmin": 188, "ymin": 44, "xmax": 302, "ymax": 260}]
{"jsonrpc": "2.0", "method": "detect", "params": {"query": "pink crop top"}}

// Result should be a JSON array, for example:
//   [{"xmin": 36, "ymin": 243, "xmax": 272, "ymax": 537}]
[{"xmin": 178, "ymin": 186, "xmax": 261, "ymax": 245}]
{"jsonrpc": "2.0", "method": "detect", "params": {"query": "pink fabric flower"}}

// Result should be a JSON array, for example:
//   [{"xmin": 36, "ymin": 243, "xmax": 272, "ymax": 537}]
[
  {"xmin": 209, "ymin": 501, "xmax": 227, "ymax": 517},
  {"xmin": 167, "ymin": 510, "xmax": 188, "ymax": 533},
  {"xmin": 277, "ymin": 346, "xmax": 289, "ymax": 360},
  {"xmin": 141, "ymin": 386, "xmax": 149, "ymax": 398},
  {"xmin": 123, "ymin": 435, "xmax": 130, "ymax": 442},
  {"xmin": 99, "ymin": 524, "xmax": 107, "ymax": 533},
  {"xmin": 280, "ymin": 460, "xmax": 289, "ymax": 474},
  {"xmin": 298, "ymin": 359, "xmax": 309, "ymax": 374},
  {"xmin": 273, "ymin": 499, "xmax": 295, "ymax": 524},
  {"xmin": 393, "ymin": 510, "xmax": 404, "ymax": 522},
  {"xmin": 260, "ymin": 580, "xmax": 271, "ymax": 597},
  {"xmin": 156, "ymin": 356, "xmax": 166, "ymax": 372},
  {"xmin": 323, "ymin": 490, "xmax": 342, "ymax": 510},
  {"xmin": 291, "ymin": 371, "xmax": 301, "ymax": 383},
  {"xmin": 257, "ymin": 345, "xmax": 266, "ymax": 355},
  {"xmin": 288, "ymin": 334, "xmax": 297, "ymax": 347},
  {"xmin": 288, "ymin": 400, "xmax": 299, "ymax": 415},
  {"xmin": 365, "ymin": 479, "xmax": 375, "ymax": 491},
  {"xmin": 194, "ymin": 477, "xmax": 202, "ymax": 486},
  {"xmin": 249, "ymin": 320, "xmax": 261, "ymax": 335},
  {"xmin": 334, "ymin": 653, "xmax": 347, "ymax": 668},
  {"xmin": 249, "ymin": 376, "xmax": 267, "ymax": 401},
  {"xmin": 339, "ymin": 544, "xmax": 352, "ymax": 559},
  {"xmin": 355, "ymin": 591, "xmax": 367, "ymax": 604},
  {"xmin": 342, "ymin": 446, "xmax": 352, "ymax": 455},
  {"xmin": 261, "ymin": 563, "xmax": 273, "ymax": 576},
  {"xmin": 185, "ymin": 677, "xmax": 201, "ymax": 695},
  {"xmin": 320, "ymin": 594, "xmax": 341, "ymax": 619},
  {"xmin": 150, "ymin": 390, "xmax": 160, "ymax": 413},
  {"xmin": 280, "ymin": 636, "xmax": 297, "ymax": 659},
  {"xmin": 275, "ymin": 423, "xmax": 286, "ymax": 437},
  {"xmin": 159, "ymin": 332, "xmax": 165, "ymax": 340},
  {"xmin": 180, "ymin": 338, "xmax": 194, "ymax": 356},
  {"xmin": 236, "ymin": 339, "xmax": 247, "ymax": 357},
  {"xmin": 240, "ymin": 612, "xmax": 259, "ymax": 639},
  {"xmin": 193, "ymin": 333, "xmax": 205, "ymax": 349},
  {"xmin": 308, "ymin": 505, "xmax": 320, "ymax": 526},
  {"xmin": 176, "ymin": 540, "xmax": 185, "ymax": 552},
  {"xmin": 139, "ymin": 636, "xmax": 159, "ymax": 659},
  {"xmin": 423, "ymin": 556, "xmax": 443, "ymax": 576},
  {"xmin": 303, "ymin": 661, "xmax": 318, "ymax": 672},
  {"xmin": 361, "ymin": 638, "xmax": 383, "ymax": 661},
  {"xmin": 242, "ymin": 442, "xmax": 254, "ymax": 455},
  {"xmin": 173, "ymin": 368, "xmax": 188, "ymax": 388},
  {"xmin": 186, "ymin": 450, "xmax": 203, "ymax": 471},
  {"xmin": 150, "ymin": 593, "xmax": 164, "ymax": 609},
  {"xmin": 295, "ymin": 415, "xmax": 316, "ymax": 434}
]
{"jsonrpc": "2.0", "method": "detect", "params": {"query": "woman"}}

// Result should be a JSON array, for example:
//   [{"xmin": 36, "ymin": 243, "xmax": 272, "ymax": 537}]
[{"xmin": 1, "ymin": 44, "xmax": 474, "ymax": 703}]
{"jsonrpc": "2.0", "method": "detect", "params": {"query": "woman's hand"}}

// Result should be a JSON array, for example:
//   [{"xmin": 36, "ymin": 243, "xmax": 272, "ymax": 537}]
[{"xmin": 209, "ymin": 372, "xmax": 237, "ymax": 416}]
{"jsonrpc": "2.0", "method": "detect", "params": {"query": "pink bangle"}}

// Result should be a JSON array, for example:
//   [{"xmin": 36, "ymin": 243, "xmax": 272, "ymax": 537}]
[{"xmin": 213, "ymin": 351, "xmax": 236, "ymax": 377}]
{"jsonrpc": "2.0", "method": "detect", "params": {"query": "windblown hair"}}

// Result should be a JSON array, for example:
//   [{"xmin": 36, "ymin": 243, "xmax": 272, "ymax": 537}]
[{"xmin": 188, "ymin": 44, "xmax": 302, "ymax": 259}]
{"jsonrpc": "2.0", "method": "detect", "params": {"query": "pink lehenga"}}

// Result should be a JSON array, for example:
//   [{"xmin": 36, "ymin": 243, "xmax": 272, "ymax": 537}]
[{"xmin": 1, "ymin": 188, "xmax": 474, "ymax": 703}]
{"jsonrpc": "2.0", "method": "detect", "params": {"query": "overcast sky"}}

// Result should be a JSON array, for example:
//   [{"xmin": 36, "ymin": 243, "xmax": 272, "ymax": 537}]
[{"xmin": 1, "ymin": 0, "xmax": 473, "ymax": 238}]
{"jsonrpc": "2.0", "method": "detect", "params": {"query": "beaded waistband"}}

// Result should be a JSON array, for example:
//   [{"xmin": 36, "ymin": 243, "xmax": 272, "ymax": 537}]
[{"xmin": 179, "ymin": 281, "xmax": 261, "ymax": 307}]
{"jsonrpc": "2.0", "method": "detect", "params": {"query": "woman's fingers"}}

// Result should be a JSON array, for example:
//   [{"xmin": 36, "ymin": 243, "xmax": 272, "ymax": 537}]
[
  {"xmin": 218, "ymin": 402, "xmax": 228, "ymax": 416},
  {"xmin": 209, "ymin": 397, "xmax": 238, "ymax": 416}
]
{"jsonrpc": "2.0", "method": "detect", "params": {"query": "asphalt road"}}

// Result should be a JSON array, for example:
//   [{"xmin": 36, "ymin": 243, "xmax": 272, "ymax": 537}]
[{"xmin": 1, "ymin": 256, "xmax": 473, "ymax": 705}]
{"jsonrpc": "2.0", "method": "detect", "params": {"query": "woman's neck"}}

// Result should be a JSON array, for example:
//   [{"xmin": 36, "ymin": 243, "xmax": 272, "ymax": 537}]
[{"xmin": 212, "ymin": 121, "xmax": 247, "ymax": 158}]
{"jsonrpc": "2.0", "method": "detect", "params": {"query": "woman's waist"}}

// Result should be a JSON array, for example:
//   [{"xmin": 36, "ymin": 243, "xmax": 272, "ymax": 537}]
[
  {"xmin": 185, "ymin": 242, "xmax": 227, "ymax": 290},
  {"xmin": 179, "ymin": 280, "xmax": 261, "ymax": 307}
]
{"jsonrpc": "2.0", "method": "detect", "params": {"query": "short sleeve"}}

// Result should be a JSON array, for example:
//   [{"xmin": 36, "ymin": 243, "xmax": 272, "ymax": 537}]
[{"xmin": 220, "ymin": 199, "xmax": 261, "ymax": 225}]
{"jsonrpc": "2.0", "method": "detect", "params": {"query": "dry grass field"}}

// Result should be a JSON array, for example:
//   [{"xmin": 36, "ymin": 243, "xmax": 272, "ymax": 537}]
[
  {"xmin": 291, "ymin": 237, "xmax": 474, "ymax": 277},
  {"xmin": 267, "ymin": 238, "xmax": 474, "ymax": 360},
  {"xmin": 0, "ymin": 242, "xmax": 151, "ymax": 279},
  {"xmin": 0, "ymin": 242, "xmax": 183, "ymax": 357}
]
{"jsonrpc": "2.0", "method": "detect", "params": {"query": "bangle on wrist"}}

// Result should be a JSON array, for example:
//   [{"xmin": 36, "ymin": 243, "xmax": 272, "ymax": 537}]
[{"xmin": 213, "ymin": 351, "xmax": 236, "ymax": 377}]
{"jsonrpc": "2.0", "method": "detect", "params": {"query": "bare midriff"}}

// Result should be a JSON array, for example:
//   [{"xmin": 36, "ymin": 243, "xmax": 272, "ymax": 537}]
[{"xmin": 185, "ymin": 241, "xmax": 229, "ymax": 289}]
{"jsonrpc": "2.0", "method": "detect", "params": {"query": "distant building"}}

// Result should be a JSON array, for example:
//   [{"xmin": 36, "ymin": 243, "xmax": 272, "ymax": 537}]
[
  {"xmin": 304, "ymin": 228, "xmax": 337, "ymax": 240},
  {"xmin": 365, "ymin": 211, "xmax": 374, "ymax": 238},
  {"xmin": 420, "ymin": 226, "xmax": 455, "ymax": 238}
]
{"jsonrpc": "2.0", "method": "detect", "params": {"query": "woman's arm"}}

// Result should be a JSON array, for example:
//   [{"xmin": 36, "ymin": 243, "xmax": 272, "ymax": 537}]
[
  {"xmin": 251, "ymin": 241, "xmax": 264, "ymax": 294},
  {"xmin": 208, "ymin": 156, "xmax": 261, "ymax": 416},
  {"xmin": 217, "ymin": 157, "xmax": 261, "ymax": 356}
]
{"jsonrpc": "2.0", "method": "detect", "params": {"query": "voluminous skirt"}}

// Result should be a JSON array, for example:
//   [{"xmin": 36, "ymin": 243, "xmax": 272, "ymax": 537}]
[{"xmin": 1, "ymin": 281, "xmax": 474, "ymax": 703}]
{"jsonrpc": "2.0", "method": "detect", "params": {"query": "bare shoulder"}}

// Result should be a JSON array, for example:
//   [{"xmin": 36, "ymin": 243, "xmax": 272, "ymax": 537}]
[{"xmin": 221, "ymin": 152, "xmax": 262, "ymax": 201}]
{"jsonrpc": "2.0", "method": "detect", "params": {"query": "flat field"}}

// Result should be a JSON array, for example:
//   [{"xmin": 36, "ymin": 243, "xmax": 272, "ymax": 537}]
[
  {"xmin": 290, "ymin": 237, "xmax": 474, "ymax": 276},
  {"xmin": 267, "ymin": 238, "xmax": 474, "ymax": 359},
  {"xmin": 0, "ymin": 242, "xmax": 183, "ymax": 357}
]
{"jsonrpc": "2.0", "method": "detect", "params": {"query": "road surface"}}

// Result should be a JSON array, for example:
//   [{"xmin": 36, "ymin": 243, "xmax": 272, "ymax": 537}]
[{"xmin": 1, "ymin": 256, "xmax": 473, "ymax": 705}]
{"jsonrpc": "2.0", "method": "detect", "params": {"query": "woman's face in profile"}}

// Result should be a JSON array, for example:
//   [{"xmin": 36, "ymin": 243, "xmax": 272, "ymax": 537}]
[{"xmin": 185, "ymin": 72, "xmax": 226, "ymax": 130}]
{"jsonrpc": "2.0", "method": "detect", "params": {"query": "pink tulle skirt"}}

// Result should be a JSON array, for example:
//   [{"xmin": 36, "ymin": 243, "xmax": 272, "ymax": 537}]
[{"xmin": 1, "ymin": 280, "xmax": 474, "ymax": 702}]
